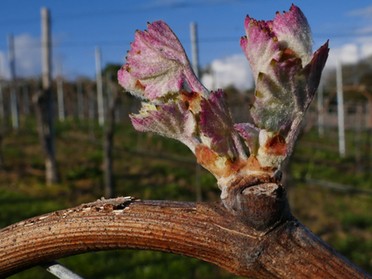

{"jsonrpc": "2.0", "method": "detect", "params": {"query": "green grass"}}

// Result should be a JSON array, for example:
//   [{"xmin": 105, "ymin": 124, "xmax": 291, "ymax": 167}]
[
  {"xmin": 288, "ymin": 128, "xmax": 371, "ymax": 272},
  {"xmin": 290, "ymin": 128, "xmax": 372, "ymax": 189},
  {"xmin": 1, "ymin": 120, "xmax": 371, "ymax": 277},
  {"xmin": 12, "ymin": 250, "xmax": 239, "ymax": 279}
]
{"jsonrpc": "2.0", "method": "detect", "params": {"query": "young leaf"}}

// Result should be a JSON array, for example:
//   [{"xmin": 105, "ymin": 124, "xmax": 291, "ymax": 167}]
[
  {"xmin": 130, "ymin": 101, "xmax": 198, "ymax": 151},
  {"xmin": 240, "ymin": 4, "xmax": 329, "ymax": 169},
  {"xmin": 118, "ymin": 6, "xmax": 329, "ymax": 202},
  {"xmin": 118, "ymin": 21, "xmax": 208, "ymax": 101},
  {"xmin": 200, "ymin": 90, "xmax": 241, "ymax": 160},
  {"xmin": 118, "ymin": 21, "xmax": 247, "ymax": 178}
]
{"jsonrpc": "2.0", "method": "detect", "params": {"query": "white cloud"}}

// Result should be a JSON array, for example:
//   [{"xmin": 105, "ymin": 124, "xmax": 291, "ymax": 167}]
[
  {"xmin": 14, "ymin": 34, "xmax": 41, "ymax": 78},
  {"xmin": 0, "ymin": 52, "xmax": 7, "ymax": 79},
  {"xmin": 360, "ymin": 42, "xmax": 372, "ymax": 58},
  {"xmin": 348, "ymin": 5, "xmax": 372, "ymax": 18},
  {"xmin": 326, "ymin": 43, "xmax": 359, "ymax": 68},
  {"xmin": 325, "ymin": 40, "xmax": 372, "ymax": 69},
  {"xmin": 202, "ymin": 54, "xmax": 253, "ymax": 91},
  {"xmin": 0, "ymin": 34, "xmax": 41, "ymax": 79}
]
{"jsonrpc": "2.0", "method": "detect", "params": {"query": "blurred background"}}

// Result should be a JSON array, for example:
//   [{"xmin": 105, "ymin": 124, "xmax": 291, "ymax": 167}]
[{"xmin": 0, "ymin": 0, "xmax": 371, "ymax": 278}]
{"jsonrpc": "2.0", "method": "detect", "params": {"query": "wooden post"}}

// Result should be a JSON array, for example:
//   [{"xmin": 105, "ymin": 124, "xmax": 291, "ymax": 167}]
[
  {"xmin": 0, "ymin": 56, "xmax": 5, "ymax": 125},
  {"xmin": 56, "ymin": 64, "xmax": 65, "ymax": 122},
  {"xmin": 22, "ymin": 84, "xmax": 30, "ymax": 116},
  {"xmin": 41, "ymin": 9, "xmax": 52, "ymax": 93},
  {"xmin": 190, "ymin": 22, "xmax": 200, "ymax": 78},
  {"xmin": 88, "ymin": 83, "xmax": 95, "ymax": 122},
  {"xmin": 336, "ymin": 61, "xmax": 346, "ymax": 157},
  {"xmin": 88, "ymin": 82, "xmax": 96, "ymax": 139},
  {"xmin": 34, "ymin": 7, "xmax": 59, "ymax": 185},
  {"xmin": 77, "ymin": 80, "xmax": 84, "ymax": 121},
  {"xmin": 103, "ymin": 79, "xmax": 119, "ymax": 198},
  {"xmin": 0, "ymin": 64, "xmax": 3, "ymax": 167},
  {"xmin": 95, "ymin": 47, "xmax": 104, "ymax": 126},
  {"xmin": 317, "ymin": 78, "xmax": 324, "ymax": 137},
  {"xmin": 8, "ymin": 34, "xmax": 19, "ymax": 130},
  {"xmin": 0, "ymin": 81, "xmax": 4, "ymax": 125}
]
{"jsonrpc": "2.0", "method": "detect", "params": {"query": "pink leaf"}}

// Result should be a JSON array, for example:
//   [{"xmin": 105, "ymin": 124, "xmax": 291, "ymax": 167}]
[
  {"xmin": 200, "ymin": 90, "xmax": 242, "ymax": 159},
  {"xmin": 272, "ymin": 4, "xmax": 312, "ymax": 65},
  {"xmin": 250, "ymin": 57, "xmax": 302, "ymax": 132},
  {"xmin": 118, "ymin": 21, "xmax": 207, "ymax": 101},
  {"xmin": 234, "ymin": 123, "xmax": 259, "ymax": 155},
  {"xmin": 130, "ymin": 101, "xmax": 198, "ymax": 151},
  {"xmin": 240, "ymin": 18, "xmax": 280, "ymax": 82},
  {"xmin": 118, "ymin": 21, "xmax": 248, "ymax": 169},
  {"xmin": 118, "ymin": 6, "xmax": 329, "ymax": 176},
  {"xmin": 299, "ymin": 41, "xmax": 330, "ymax": 110},
  {"xmin": 241, "ymin": 5, "xmax": 329, "ymax": 133},
  {"xmin": 240, "ymin": 4, "xmax": 329, "ymax": 168}
]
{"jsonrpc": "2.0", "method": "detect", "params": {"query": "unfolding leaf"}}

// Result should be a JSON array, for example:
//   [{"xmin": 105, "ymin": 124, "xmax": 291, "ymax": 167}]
[
  {"xmin": 118, "ymin": 21, "xmax": 208, "ymax": 101},
  {"xmin": 234, "ymin": 123, "xmax": 259, "ymax": 155},
  {"xmin": 239, "ymin": 4, "xmax": 329, "ymax": 169},
  {"xmin": 118, "ymin": 6, "xmax": 329, "ymax": 181},
  {"xmin": 199, "ymin": 90, "xmax": 241, "ymax": 159},
  {"xmin": 251, "ymin": 55, "xmax": 302, "ymax": 132},
  {"xmin": 272, "ymin": 4, "xmax": 312, "ymax": 65},
  {"xmin": 240, "ymin": 18, "xmax": 280, "ymax": 82},
  {"xmin": 130, "ymin": 101, "xmax": 198, "ymax": 151},
  {"xmin": 118, "ymin": 21, "xmax": 248, "ymax": 178},
  {"xmin": 298, "ymin": 41, "xmax": 330, "ymax": 111}
]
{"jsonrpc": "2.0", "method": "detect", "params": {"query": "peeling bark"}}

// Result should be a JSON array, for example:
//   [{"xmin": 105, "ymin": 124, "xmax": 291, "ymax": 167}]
[{"xmin": 0, "ymin": 196, "xmax": 367, "ymax": 278}]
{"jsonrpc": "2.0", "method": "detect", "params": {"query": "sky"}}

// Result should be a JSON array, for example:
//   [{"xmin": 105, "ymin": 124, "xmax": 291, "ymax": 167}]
[{"xmin": 1, "ymin": 0, "xmax": 372, "ymax": 89}]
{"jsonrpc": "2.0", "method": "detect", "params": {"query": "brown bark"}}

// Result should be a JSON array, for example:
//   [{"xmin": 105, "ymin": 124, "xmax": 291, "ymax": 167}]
[{"xmin": 0, "ymin": 197, "xmax": 367, "ymax": 278}]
